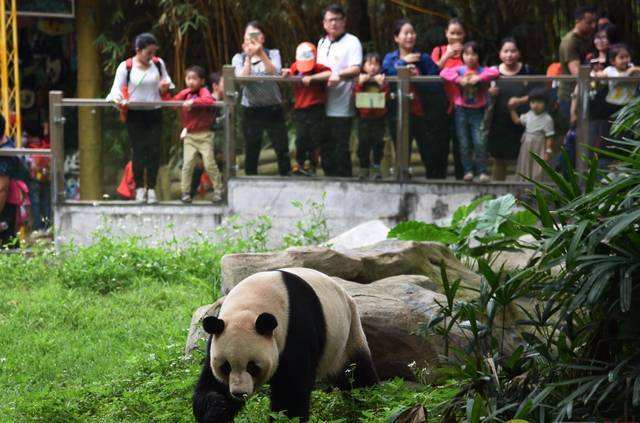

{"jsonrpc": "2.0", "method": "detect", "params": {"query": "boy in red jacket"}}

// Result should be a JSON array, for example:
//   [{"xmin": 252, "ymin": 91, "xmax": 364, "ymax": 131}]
[
  {"xmin": 284, "ymin": 42, "xmax": 331, "ymax": 176},
  {"xmin": 174, "ymin": 66, "xmax": 222, "ymax": 203}
]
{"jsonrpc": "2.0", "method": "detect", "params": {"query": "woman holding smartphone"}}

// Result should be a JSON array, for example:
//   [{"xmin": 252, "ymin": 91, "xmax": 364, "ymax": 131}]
[{"xmin": 231, "ymin": 21, "xmax": 291, "ymax": 176}]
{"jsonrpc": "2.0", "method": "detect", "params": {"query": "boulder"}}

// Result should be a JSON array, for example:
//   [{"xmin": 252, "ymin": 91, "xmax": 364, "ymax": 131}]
[
  {"xmin": 220, "ymin": 239, "xmax": 479, "ymax": 295},
  {"xmin": 185, "ymin": 275, "xmax": 507, "ymax": 381},
  {"xmin": 184, "ymin": 298, "xmax": 224, "ymax": 357},
  {"xmin": 323, "ymin": 220, "xmax": 390, "ymax": 252},
  {"xmin": 220, "ymin": 246, "xmax": 362, "ymax": 294}
]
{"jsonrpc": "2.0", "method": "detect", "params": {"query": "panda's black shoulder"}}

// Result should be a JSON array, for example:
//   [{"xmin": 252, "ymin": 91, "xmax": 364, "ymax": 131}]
[{"xmin": 277, "ymin": 270, "xmax": 327, "ymax": 364}]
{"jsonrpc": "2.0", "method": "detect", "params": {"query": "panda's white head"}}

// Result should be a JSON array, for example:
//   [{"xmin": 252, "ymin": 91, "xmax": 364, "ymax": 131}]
[{"xmin": 202, "ymin": 311, "xmax": 279, "ymax": 400}]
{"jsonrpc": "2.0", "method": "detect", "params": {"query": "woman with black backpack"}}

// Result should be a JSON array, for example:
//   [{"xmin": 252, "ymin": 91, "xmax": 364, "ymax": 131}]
[{"xmin": 107, "ymin": 33, "xmax": 174, "ymax": 204}]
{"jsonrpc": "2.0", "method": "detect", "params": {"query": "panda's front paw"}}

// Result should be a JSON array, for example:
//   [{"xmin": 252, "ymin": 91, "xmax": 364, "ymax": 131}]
[{"xmin": 204, "ymin": 391, "xmax": 244, "ymax": 423}]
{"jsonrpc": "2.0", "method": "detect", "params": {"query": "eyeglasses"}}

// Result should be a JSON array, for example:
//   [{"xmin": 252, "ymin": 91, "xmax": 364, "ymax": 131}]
[{"xmin": 324, "ymin": 17, "xmax": 345, "ymax": 24}]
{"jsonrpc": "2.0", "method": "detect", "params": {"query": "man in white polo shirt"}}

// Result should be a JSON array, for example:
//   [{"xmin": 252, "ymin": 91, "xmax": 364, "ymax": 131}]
[{"xmin": 317, "ymin": 4, "xmax": 363, "ymax": 177}]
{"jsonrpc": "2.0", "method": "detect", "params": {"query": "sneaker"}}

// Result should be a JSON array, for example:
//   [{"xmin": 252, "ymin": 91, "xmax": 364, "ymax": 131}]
[
  {"xmin": 147, "ymin": 189, "xmax": 158, "ymax": 204},
  {"xmin": 181, "ymin": 193, "xmax": 192, "ymax": 204},
  {"xmin": 135, "ymin": 188, "xmax": 146, "ymax": 203},
  {"xmin": 463, "ymin": 172, "xmax": 474, "ymax": 182},
  {"xmin": 477, "ymin": 173, "xmax": 491, "ymax": 183},
  {"xmin": 291, "ymin": 163, "xmax": 307, "ymax": 176},
  {"xmin": 212, "ymin": 192, "xmax": 223, "ymax": 203},
  {"xmin": 358, "ymin": 168, "xmax": 369, "ymax": 180}
]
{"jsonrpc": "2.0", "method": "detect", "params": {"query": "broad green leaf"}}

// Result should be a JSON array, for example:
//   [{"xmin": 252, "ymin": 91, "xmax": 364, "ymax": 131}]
[
  {"xmin": 388, "ymin": 221, "xmax": 461, "ymax": 244},
  {"xmin": 475, "ymin": 194, "xmax": 516, "ymax": 234}
]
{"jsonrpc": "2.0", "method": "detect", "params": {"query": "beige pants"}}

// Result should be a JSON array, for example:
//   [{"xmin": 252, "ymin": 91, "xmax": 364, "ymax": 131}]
[{"xmin": 181, "ymin": 131, "xmax": 221, "ymax": 195}]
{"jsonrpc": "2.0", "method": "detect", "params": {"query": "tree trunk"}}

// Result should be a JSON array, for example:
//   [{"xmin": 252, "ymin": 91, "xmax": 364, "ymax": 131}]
[{"xmin": 76, "ymin": 0, "xmax": 102, "ymax": 200}]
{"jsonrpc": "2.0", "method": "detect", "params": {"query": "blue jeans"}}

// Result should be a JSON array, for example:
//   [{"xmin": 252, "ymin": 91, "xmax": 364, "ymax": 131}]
[{"xmin": 454, "ymin": 106, "xmax": 487, "ymax": 175}]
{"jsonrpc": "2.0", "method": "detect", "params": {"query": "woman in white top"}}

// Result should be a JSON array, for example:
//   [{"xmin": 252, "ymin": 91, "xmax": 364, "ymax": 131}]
[{"xmin": 107, "ymin": 33, "xmax": 174, "ymax": 204}]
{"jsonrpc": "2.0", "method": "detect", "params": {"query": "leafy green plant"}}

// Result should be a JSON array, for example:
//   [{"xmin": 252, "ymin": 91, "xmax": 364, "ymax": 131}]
[
  {"xmin": 421, "ymin": 98, "xmax": 640, "ymax": 421},
  {"xmin": 215, "ymin": 214, "xmax": 273, "ymax": 253},
  {"xmin": 388, "ymin": 194, "xmax": 536, "ymax": 266},
  {"xmin": 282, "ymin": 193, "xmax": 330, "ymax": 248}
]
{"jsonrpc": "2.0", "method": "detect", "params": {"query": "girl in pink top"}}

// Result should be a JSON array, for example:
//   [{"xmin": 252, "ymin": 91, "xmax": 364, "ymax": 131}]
[{"xmin": 440, "ymin": 42, "xmax": 499, "ymax": 182}]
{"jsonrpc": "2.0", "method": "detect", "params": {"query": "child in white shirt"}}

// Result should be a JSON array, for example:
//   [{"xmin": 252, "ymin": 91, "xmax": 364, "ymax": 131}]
[
  {"xmin": 595, "ymin": 43, "xmax": 640, "ymax": 112},
  {"xmin": 509, "ymin": 88, "xmax": 555, "ymax": 182}
]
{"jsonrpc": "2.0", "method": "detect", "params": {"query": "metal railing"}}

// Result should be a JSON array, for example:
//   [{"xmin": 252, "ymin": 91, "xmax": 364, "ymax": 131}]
[
  {"xmin": 47, "ymin": 95, "xmax": 228, "ymax": 203},
  {"xmin": 35, "ymin": 65, "xmax": 639, "ymax": 204},
  {"xmin": 222, "ymin": 64, "xmax": 639, "ymax": 180}
]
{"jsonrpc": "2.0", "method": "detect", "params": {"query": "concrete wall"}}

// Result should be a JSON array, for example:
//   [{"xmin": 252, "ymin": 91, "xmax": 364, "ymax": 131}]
[
  {"xmin": 228, "ymin": 178, "xmax": 529, "ymax": 246},
  {"xmin": 54, "ymin": 201, "xmax": 225, "ymax": 246},
  {"xmin": 55, "ymin": 178, "xmax": 529, "ymax": 247}
]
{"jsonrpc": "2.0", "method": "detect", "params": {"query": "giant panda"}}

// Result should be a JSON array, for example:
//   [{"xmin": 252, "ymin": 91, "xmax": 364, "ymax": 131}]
[{"xmin": 193, "ymin": 267, "xmax": 378, "ymax": 422}]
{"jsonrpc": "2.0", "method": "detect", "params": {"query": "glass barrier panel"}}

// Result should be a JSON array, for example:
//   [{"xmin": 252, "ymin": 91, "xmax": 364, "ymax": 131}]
[
  {"xmin": 231, "ymin": 76, "xmax": 396, "ymax": 180},
  {"xmin": 412, "ymin": 77, "xmax": 573, "ymax": 183},
  {"xmin": 62, "ymin": 102, "xmax": 225, "ymax": 202}
]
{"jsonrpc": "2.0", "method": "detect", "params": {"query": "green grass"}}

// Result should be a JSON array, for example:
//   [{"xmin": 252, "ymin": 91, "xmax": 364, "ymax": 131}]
[{"xmin": 0, "ymin": 236, "xmax": 455, "ymax": 422}]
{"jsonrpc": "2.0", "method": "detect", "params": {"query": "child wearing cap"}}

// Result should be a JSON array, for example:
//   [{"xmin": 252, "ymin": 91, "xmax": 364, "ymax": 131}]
[
  {"xmin": 283, "ymin": 42, "xmax": 331, "ymax": 176},
  {"xmin": 354, "ymin": 53, "xmax": 389, "ymax": 180}
]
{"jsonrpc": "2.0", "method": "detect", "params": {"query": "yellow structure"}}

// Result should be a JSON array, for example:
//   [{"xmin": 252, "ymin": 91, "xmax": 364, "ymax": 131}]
[{"xmin": 0, "ymin": 0, "xmax": 21, "ymax": 146}]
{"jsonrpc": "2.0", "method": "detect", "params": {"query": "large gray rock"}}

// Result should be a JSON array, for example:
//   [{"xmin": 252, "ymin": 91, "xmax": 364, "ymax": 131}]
[
  {"xmin": 184, "ymin": 298, "xmax": 224, "ymax": 357},
  {"xmin": 185, "ymin": 275, "xmax": 499, "ymax": 381},
  {"xmin": 220, "ymin": 239, "xmax": 479, "ymax": 295}
]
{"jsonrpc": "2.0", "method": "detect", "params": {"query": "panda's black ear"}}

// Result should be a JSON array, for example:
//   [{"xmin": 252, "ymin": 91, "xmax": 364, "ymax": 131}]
[
  {"xmin": 255, "ymin": 313, "xmax": 278, "ymax": 337},
  {"xmin": 203, "ymin": 316, "xmax": 225, "ymax": 335}
]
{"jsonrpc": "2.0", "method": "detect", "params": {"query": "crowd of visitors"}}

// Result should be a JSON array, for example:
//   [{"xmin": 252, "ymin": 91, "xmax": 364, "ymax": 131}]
[
  {"xmin": 1, "ymin": 4, "xmax": 637, "ymax": 246},
  {"xmin": 100, "ymin": 4, "xmax": 638, "ymax": 195}
]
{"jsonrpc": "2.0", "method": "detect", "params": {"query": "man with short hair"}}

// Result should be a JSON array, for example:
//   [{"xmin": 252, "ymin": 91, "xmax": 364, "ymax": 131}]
[
  {"xmin": 317, "ymin": 3, "xmax": 363, "ymax": 177},
  {"xmin": 558, "ymin": 6, "xmax": 597, "ymax": 120}
]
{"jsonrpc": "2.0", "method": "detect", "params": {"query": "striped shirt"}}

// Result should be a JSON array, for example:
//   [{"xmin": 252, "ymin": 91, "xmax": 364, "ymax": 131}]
[{"xmin": 232, "ymin": 49, "xmax": 283, "ymax": 107}]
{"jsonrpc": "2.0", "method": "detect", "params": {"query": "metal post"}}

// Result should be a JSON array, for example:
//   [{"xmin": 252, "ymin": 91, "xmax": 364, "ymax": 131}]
[
  {"xmin": 49, "ymin": 91, "xmax": 65, "ymax": 206},
  {"xmin": 395, "ymin": 67, "xmax": 411, "ymax": 182},
  {"xmin": 222, "ymin": 65, "xmax": 237, "ymax": 183},
  {"xmin": 576, "ymin": 65, "xmax": 590, "ymax": 174}
]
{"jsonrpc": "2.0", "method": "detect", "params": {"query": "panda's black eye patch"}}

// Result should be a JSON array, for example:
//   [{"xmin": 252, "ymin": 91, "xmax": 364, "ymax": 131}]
[
  {"xmin": 219, "ymin": 361, "xmax": 231, "ymax": 376},
  {"xmin": 247, "ymin": 361, "xmax": 260, "ymax": 377}
]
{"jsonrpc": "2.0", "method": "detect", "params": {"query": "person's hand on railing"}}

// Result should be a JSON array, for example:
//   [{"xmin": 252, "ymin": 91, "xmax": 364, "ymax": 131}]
[
  {"xmin": 302, "ymin": 76, "xmax": 313, "ymax": 87},
  {"xmin": 183, "ymin": 99, "xmax": 194, "ymax": 110},
  {"xmin": 328, "ymin": 73, "xmax": 341, "ymax": 87},
  {"xmin": 281, "ymin": 68, "xmax": 291, "ymax": 77},
  {"xmin": 373, "ymin": 74, "xmax": 386, "ymax": 87}
]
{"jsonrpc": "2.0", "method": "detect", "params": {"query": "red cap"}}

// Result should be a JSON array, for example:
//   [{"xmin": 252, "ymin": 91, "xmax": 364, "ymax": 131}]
[{"xmin": 294, "ymin": 42, "xmax": 317, "ymax": 73}]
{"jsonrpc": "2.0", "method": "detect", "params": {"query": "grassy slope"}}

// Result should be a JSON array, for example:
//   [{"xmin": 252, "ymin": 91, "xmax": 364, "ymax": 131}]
[{"xmin": 0, "ymin": 238, "xmax": 454, "ymax": 422}]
